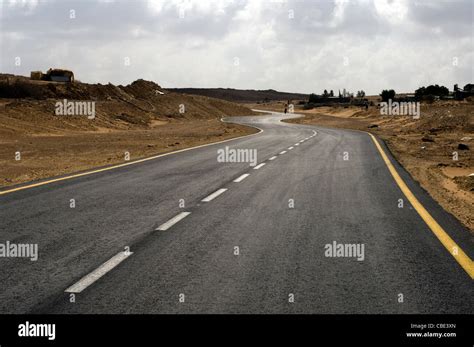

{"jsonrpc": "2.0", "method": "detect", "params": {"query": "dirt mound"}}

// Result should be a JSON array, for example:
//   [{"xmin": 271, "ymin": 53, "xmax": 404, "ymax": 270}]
[
  {"xmin": 381, "ymin": 102, "xmax": 474, "ymax": 134},
  {"xmin": 0, "ymin": 73, "xmax": 258, "ymax": 187},
  {"xmin": 0, "ymin": 74, "xmax": 164, "ymax": 101},
  {"xmin": 0, "ymin": 73, "xmax": 255, "ymax": 136},
  {"xmin": 121, "ymin": 79, "xmax": 163, "ymax": 99}
]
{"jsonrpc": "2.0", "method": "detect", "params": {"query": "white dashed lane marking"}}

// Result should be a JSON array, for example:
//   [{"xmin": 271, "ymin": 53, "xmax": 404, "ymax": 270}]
[
  {"xmin": 64, "ymin": 126, "xmax": 320, "ymax": 295},
  {"xmin": 65, "ymin": 251, "xmax": 133, "ymax": 293},
  {"xmin": 233, "ymin": 174, "xmax": 250, "ymax": 182},
  {"xmin": 202, "ymin": 188, "xmax": 227, "ymax": 202},
  {"xmin": 156, "ymin": 211, "xmax": 192, "ymax": 230}
]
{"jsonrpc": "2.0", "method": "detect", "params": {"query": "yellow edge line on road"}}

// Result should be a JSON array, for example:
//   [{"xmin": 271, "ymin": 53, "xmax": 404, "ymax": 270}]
[
  {"xmin": 0, "ymin": 124, "xmax": 263, "ymax": 196},
  {"xmin": 368, "ymin": 133, "xmax": 474, "ymax": 279}
]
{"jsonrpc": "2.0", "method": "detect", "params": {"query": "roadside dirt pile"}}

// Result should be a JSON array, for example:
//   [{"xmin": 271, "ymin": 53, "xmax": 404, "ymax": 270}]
[
  {"xmin": 0, "ymin": 74, "xmax": 257, "ymax": 187},
  {"xmin": 0, "ymin": 74, "xmax": 166, "ymax": 101},
  {"xmin": 0, "ymin": 74, "xmax": 255, "ymax": 135}
]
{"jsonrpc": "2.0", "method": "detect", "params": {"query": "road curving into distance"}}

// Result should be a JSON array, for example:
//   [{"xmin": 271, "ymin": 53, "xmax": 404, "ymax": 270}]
[{"xmin": 0, "ymin": 111, "xmax": 472, "ymax": 314}]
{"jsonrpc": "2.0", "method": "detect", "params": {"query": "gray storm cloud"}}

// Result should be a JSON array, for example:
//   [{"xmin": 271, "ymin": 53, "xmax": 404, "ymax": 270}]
[{"xmin": 1, "ymin": 0, "xmax": 472, "ymax": 94}]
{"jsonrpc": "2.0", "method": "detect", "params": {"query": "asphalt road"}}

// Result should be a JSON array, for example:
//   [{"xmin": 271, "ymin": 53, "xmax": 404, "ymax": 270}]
[{"xmin": 0, "ymin": 112, "xmax": 472, "ymax": 314}]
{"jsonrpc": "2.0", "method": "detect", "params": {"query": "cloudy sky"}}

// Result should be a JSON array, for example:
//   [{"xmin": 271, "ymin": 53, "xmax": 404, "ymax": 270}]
[{"xmin": 1, "ymin": 0, "xmax": 472, "ymax": 95}]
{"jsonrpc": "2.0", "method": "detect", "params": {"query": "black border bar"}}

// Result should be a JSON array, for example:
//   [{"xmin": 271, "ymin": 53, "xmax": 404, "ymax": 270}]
[{"xmin": 0, "ymin": 314, "xmax": 472, "ymax": 346}]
